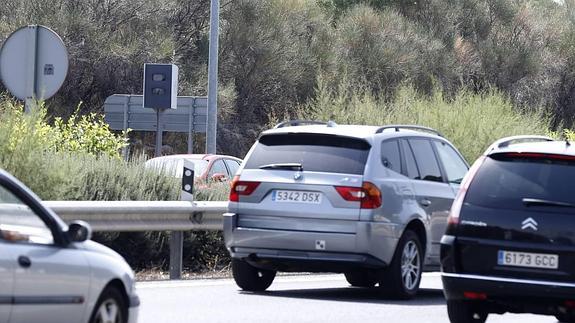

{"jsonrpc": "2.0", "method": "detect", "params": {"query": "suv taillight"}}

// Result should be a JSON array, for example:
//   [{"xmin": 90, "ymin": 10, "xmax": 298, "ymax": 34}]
[
  {"xmin": 229, "ymin": 175, "xmax": 260, "ymax": 202},
  {"xmin": 335, "ymin": 181, "xmax": 382, "ymax": 209},
  {"xmin": 446, "ymin": 156, "xmax": 485, "ymax": 229}
]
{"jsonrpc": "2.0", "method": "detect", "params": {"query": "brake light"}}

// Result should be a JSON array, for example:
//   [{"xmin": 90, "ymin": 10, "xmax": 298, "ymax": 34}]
[
  {"xmin": 501, "ymin": 152, "xmax": 575, "ymax": 161},
  {"xmin": 463, "ymin": 291, "xmax": 487, "ymax": 300},
  {"xmin": 447, "ymin": 156, "xmax": 485, "ymax": 228},
  {"xmin": 229, "ymin": 175, "xmax": 260, "ymax": 202},
  {"xmin": 335, "ymin": 182, "xmax": 382, "ymax": 209}
]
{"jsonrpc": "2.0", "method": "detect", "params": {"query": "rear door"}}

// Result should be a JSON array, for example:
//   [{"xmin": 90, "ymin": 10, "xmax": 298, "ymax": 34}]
[
  {"xmin": 407, "ymin": 138, "xmax": 456, "ymax": 260},
  {"xmin": 456, "ymin": 153, "xmax": 575, "ymax": 282},
  {"xmin": 236, "ymin": 133, "xmax": 370, "ymax": 223}
]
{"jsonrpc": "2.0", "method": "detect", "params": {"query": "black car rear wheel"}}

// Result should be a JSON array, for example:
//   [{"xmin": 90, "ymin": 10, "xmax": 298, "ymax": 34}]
[
  {"xmin": 447, "ymin": 300, "xmax": 488, "ymax": 323},
  {"xmin": 232, "ymin": 258, "xmax": 276, "ymax": 292},
  {"xmin": 556, "ymin": 313, "xmax": 575, "ymax": 323},
  {"xmin": 379, "ymin": 230, "xmax": 422, "ymax": 299},
  {"xmin": 344, "ymin": 270, "xmax": 378, "ymax": 288}
]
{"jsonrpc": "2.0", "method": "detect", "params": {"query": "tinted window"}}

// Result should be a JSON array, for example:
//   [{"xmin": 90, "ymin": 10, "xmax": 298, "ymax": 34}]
[
  {"xmin": 245, "ymin": 133, "xmax": 370, "ymax": 175},
  {"xmin": 434, "ymin": 141, "xmax": 468, "ymax": 184},
  {"xmin": 409, "ymin": 139, "xmax": 443, "ymax": 182},
  {"xmin": 225, "ymin": 159, "xmax": 241, "ymax": 177},
  {"xmin": 466, "ymin": 155, "xmax": 575, "ymax": 212},
  {"xmin": 209, "ymin": 160, "xmax": 227, "ymax": 177},
  {"xmin": 401, "ymin": 140, "xmax": 420, "ymax": 180},
  {"xmin": 381, "ymin": 140, "xmax": 401, "ymax": 173},
  {"xmin": 0, "ymin": 186, "xmax": 53, "ymax": 245}
]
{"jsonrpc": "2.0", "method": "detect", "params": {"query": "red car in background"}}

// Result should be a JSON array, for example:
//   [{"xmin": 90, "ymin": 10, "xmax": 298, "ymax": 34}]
[{"xmin": 145, "ymin": 154, "xmax": 242, "ymax": 182}]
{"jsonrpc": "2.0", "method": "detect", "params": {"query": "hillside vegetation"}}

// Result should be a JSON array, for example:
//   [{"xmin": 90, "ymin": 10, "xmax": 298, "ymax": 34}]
[{"xmin": 1, "ymin": 0, "xmax": 574, "ymax": 157}]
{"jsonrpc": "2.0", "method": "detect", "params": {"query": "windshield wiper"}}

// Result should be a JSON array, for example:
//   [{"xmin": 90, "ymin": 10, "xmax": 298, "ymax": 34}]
[
  {"xmin": 259, "ymin": 163, "xmax": 303, "ymax": 171},
  {"xmin": 522, "ymin": 198, "xmax": 575, "ymax": 208}
]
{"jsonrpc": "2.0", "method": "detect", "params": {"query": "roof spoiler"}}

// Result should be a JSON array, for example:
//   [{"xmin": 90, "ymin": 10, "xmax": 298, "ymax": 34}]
[
  {"xmin": 273, "ymin": 120, "xmax": 337, "ymax": 129},
  {"xmin": 484, "ymin": 135, "xmax": 554, "ymax": 155}
]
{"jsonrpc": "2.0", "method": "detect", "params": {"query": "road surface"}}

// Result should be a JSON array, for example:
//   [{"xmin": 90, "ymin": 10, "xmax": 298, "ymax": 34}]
[{"xmin": 137, "ymin": 273, "xmax": 556, "ymax": 323}]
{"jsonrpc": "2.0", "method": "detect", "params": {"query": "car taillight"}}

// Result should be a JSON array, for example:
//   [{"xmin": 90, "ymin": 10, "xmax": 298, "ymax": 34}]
[
  {"xmin": 229, "ymin": 175, "xmax": 260, "ymax": 202},
  {"xmin": 446, "ymin": 156, "xmax": 485, "ymax": 229},
  {"xmin": 335, "ymin": 181, "xmax": 382, "ymax": 209}
]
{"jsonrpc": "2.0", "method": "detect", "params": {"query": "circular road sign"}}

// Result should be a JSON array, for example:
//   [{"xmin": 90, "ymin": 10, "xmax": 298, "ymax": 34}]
[{"xmin": 0, "ymin": 25, "xmax": 69, "ymax": 101}]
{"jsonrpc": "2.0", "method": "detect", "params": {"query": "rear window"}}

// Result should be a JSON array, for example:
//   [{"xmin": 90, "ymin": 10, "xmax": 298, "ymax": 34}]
[
  {"xmin": 244, "ymin": 133, "xmax": 370, "ymax": 175},
  {"xmin": 465, "ymin": 154, "xmax": 575, "ymax": 211}
]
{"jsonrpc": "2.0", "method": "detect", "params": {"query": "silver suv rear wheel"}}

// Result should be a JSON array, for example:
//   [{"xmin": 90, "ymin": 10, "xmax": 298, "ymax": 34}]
[{"xmin": 379, "ymin": 230, "xmax": 423, "ymax": 299}]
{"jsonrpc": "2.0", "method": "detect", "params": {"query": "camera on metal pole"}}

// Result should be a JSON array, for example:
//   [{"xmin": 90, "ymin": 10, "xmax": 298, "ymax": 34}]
[{"xmin": 143, "ymin": 63, "xmax": 179, "ymax": 157}]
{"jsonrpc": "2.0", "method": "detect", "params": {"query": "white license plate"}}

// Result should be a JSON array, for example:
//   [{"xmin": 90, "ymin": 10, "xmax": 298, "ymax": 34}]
[
  {"xmin": 272, "ymin": 190, "xmax": 322, "ymax": 204},
  {"xmin": 497, "ymin": 250, "xmax": 559, "ymax": 269}
]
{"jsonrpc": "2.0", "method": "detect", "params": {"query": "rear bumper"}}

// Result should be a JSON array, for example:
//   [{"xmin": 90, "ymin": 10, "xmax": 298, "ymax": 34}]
[
  {"xmin": 442, "ymin": 273, "xmax": 575, "ymax": 300},
  {"xmin": 442, "ymin": 273, "xmax": 575, "ymax": 315},
  {"xmin": 127, "ymin": 294, "xmax": 140, "ymax": 323},
  {"xmin": 223, "ymin": 213, "xmax": 399, "ymax": 271}
]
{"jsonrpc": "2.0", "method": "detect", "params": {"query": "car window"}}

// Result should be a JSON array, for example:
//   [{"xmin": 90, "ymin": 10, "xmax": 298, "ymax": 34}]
[
  {"xmin": 245, "ymin": 133, "xmax": 370, "ymax": 175},
  {"xmin": 401, "ymin": 140, "xmax": 420, "ymax": 180},
  {"xmin": 0, "ymin": 185, "xmax": 53, "ymax": 245},
  {"xmin": 433, "ymin": 141, "xmax": 468, "ymax": 184},
  {"xmin": 408, "ymin": 138, "xmax": 443, "ymax": 183},
  {"xmin": 225, "ymin": 159, "xmax": 241, "ymax": 177},
  {"xmin": 466, "ymin": 155, "xmax": 575, "ymax": 212},
  {"xmin": 381, "ymin": 140, "xmax": 401, "ymax": 174},
  {"xmin": 209, "ymin": 160, "xmax": 227, "ymax": 177}
]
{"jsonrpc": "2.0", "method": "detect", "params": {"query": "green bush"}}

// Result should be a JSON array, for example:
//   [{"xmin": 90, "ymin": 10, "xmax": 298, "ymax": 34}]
[
  {"xmin": 0, "ymin": 99, "xmax": 230, "ymax": 273},
  {"xmin": 300, "ymin": 81, "xmax": 551, "ymax": 163}
]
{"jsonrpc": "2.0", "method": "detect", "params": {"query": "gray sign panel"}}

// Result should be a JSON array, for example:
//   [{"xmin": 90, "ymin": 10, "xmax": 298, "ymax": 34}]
[{"xmin": 104, "ymin": 94, "xmax": 207, "ymax": 133}]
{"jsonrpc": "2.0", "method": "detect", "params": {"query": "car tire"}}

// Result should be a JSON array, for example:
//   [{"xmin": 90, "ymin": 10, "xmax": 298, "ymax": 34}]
[
  {"xmin": 556, "ymin": 314, "xmax": 575, "ymax": 323},
  {"xmin": 232, "ymin": 258, "xmax": 276, "ymax": 292},
  {"xmin": 344, "ymin": 271, "xmax": 378, "ymax": 288},
  {"xmin": 447, "ymin": 300, "xmax": 488, "ymax": 323},
  {"xmin": 89, "ymin": 286, "xmax": 128, "ymax": 323},
  {"xmin": 378, "ymin": 230, "xmax": 423, "ymax": 299}
]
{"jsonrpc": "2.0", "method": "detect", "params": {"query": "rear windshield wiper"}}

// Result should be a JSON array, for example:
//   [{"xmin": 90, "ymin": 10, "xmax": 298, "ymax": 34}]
[
  {"xmin": 522, "ymin": 198, "xmax": 575, "ymax": 208},
  {"xmin": 259, "ymin": 163, "xmax": 303, "ymax": 171}
]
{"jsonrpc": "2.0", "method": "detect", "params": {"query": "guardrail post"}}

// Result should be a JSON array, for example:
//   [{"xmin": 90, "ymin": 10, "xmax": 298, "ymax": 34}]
[{"xmin": 169, "ymin": 160, "xmax": 195, "ymax": 280}]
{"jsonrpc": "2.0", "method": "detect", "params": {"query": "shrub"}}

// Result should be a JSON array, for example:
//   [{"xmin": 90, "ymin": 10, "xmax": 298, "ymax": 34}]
[{"xmin": 300, "ymin": 81, "xmax": 551, "ymax": 163}]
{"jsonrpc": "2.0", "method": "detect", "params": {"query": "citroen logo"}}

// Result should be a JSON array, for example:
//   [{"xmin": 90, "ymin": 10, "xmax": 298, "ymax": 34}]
[
  {"xmin": 294, "ymin": 172, "xmax": 302, "ymax": 180},
  {"xmin": 521, "ymin": 217, "xmax": 538, "ymax": 231}
]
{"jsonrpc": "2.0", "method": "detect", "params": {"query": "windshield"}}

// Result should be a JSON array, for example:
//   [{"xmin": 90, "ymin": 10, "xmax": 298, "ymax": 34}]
[
  {"xmin": 465, "ymin": 154, "xmax": 575, "ymax": 212},
  {"xmin": 146, "ymin": 158, "xmax": 209, "ymax": 178}
]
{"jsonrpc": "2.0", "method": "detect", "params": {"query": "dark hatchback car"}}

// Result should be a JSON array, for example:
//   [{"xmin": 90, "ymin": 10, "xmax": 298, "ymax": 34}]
[{"xmin": 441, "ymin": 136, "xmax": 575, "ymax": 323}]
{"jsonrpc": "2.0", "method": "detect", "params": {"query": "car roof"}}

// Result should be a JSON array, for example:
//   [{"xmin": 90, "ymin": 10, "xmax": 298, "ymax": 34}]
[
  {"xmin": 261, "ymin": 124, "xmax": 442, "ymax": 141},
  {"xmin": 146, "ymin": 154, "xmax": 241, "ymax": 162}
]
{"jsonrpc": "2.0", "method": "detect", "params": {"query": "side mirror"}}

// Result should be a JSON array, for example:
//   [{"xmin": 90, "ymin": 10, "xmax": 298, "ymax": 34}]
[
  {"xmin": 211, "ymin": 173, "xmax": 228, "ymax": 182},
  {"xmin": 67, "ymin": 221, "xmax": 92, "ymax": 242}
]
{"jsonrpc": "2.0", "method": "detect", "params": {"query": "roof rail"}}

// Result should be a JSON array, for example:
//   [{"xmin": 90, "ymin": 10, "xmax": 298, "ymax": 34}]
[
  {"xmin": 375, "ymin": 125, "xmax": 443, "ymax": 137},
  {"xmin": 274, "ymin": 120, "xmax": 334, "ymax": 129},
  {"xmin": 484, "ymin": 135, "xmax": 554, "ymax": 155}
]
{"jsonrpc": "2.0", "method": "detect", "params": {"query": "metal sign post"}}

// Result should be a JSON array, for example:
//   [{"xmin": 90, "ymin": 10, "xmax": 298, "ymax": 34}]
[
  {"xmin": 206, "ymin": 0, "xmax": 220, "ymax": 154},
  {"xmin": 155, "ymin": 108, "xmax": 163, "ymax": 157}
]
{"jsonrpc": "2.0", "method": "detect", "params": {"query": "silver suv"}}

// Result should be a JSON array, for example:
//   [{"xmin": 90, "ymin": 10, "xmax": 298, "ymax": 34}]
[{"xmin": 224, "ymin": 120, "xmax": 469, "ymax": 299}]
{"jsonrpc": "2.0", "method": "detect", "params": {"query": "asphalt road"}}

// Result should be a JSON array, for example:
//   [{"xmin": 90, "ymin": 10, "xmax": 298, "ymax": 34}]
[{"xmin": 137, "ymin": 273, "xmax": 556, "ymax": 323}]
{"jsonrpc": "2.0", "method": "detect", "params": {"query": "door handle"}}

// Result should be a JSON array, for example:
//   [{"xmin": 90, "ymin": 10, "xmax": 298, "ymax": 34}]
[
  {"xmin": 419, "ymin": 199, "xmax": 432, "ymax": 207},
  {"xmin": 18, "ymin": 255, "xmax": 31, "ymax": 268}
]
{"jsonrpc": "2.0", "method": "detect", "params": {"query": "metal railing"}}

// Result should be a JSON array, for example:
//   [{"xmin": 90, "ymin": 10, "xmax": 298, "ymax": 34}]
[
  {"xmin": 44, "ymin": 200, "xmax": 227, "ymax": 232},
  {"xmin": 44, "ymin": 200, "xmax": 228, "ymax": 280}
]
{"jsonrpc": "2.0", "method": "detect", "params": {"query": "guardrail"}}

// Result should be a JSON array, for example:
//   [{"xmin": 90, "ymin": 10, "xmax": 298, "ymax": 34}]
[
  {"xmin": 44, "ymin": 200, "xmax": 227, "ymax": 231},
  {"xmin": 44, "ymin": 200, "xmax": 228, "ymax": 280}
]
